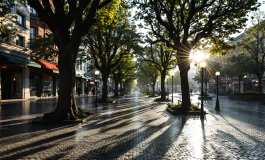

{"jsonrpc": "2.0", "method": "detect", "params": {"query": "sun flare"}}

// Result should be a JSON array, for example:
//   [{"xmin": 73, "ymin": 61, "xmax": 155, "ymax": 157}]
[{"xmin": 189, "ymin": 50, "xmax": 210, "ymax": 63}]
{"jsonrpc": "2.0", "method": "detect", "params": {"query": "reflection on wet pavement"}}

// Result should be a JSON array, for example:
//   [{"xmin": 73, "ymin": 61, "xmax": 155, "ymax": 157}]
[{"xmin": 0, "ymin": 92, "xmax": 265, "ymax": 159}]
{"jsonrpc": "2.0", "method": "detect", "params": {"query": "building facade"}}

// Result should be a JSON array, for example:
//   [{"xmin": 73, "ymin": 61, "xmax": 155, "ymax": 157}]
[
  {"xmin": 0, "ymin": 0, "xmax": 41, "ymax": 100},
  {"xmin": 210, "ymin": 31, "xmax": 265, "ymax": 94},
  {"xmin": 0, "ymin": 1, "xmax": 94, "ymax": 100}
]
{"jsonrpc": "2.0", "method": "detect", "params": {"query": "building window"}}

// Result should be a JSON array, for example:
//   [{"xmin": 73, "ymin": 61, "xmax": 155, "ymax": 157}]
[
  {"xmin": 30, "ymin": 7, "xmax": 36, "ymax": 14},
  {"xmin": 16, "ymin": 35, "xmax": 25, "ymax": 47},
  {"xmin": 17, "ymin": 12, "xmax": 25, "ymax": 26},
  {"xmin": 30, "ymin": 27, "xmax": 36, "ymax": 39},
  {"xmin": 45, "ymin": 33, "xmax": 50, "ymax": 38}
]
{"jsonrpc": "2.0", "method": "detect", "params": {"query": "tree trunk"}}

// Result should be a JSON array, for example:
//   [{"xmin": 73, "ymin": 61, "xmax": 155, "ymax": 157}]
[
  {"xmin": 118, "ymin": 66, "xmax": 123, "ymax": 96},
  {"xmin": 51, "ymin": 50, "xmax": 80, "ymax": 120},
  {"xmin": 238, "ymin": 77, "xmax": 241, "ymax": 92},
  {"xmin": 258, "ymin": 77, "xmax": 262, "ymax": 92},
  {"xmin": 160, "ymin": 70, "xmax": 166, "ymax": 100},
  {"xmin": 101, "ymin": 72, "xmax": 109, "ymax": 101},
  {"xmin": 205, "ymin": 82, "xmax": 208, "ymax": 95},
  {"xmin": 152, "ymin": 80, "xmax": 156, "ymax": 96},
  {"xmin": 178, "ymin": 56, "xmax": 191, "ymax": 110},
  {"xmin": 120, "ymin": 81, "xmax": 123, "ymax": 96}
]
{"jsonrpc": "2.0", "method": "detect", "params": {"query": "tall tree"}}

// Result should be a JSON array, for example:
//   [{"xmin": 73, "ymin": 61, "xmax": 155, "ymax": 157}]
[
  {"xmin": 167, "ymin": 71, "xmax": 181, "ymax": 93},
  {"xmin": 83, "ymin": 5, "xmax": 141, "ymax": 102},
  {"xmin": 135, "ymin": 0, "xmax": 259, "ymax": 110},
  {"xmin": 27, "ymin": 0, "xmax": 116, "ymax": 120},
  {"xmin": 121, "ymin": 58, "xmax": 137, "ymax": 94},
  {"xmin": 111, "ymin": 55, "xmax": 136, "ymax": 97},
  {"xmin": 136, "ymin": 70, "xmax": 150, "ymax": 93},
  {"xmin": 238, "ymin": 10, "xmax": 265, "ymax": 92},
  {"xmin": 138, "ymin": 59, "xmax": 159, "ymax": 96},
  {"xmin": 222, "ymin": 53, "xmax": 252, "ymax": 92},
  {"xmin": 193, "ymin": 69, "xmax": 213, "ymax": 94},
  {"xmin": 137, "ymin": 44, "xmax": 177, "ymax": 100}
]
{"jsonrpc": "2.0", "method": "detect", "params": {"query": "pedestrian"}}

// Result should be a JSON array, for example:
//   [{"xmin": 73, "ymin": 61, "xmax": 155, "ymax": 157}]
[
  {"xmin": 92, "ymin": 87, "xmax": 96, "ymax": 99},
  {"xmin": 77, "ymin": 86, "xmax": 81, "ymax": 97},
  {"xmin": 85, "ymin": 86, "xmax": 89, "ymax": 95}
]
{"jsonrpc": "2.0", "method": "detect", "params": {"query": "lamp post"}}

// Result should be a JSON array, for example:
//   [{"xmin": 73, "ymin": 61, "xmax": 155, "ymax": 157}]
[
  {"xmin": 95, "ymin": 70, "xmax": 100, "ymax": 106},
  {"xmin": 200, "ymin": 61, "xmax": 206, "ymax": 120},
  {"xmin": 215, "ymin": 71, "xmax": 220, "ymax": 111},
  {"xmin": 244, "ymin": 75, "xmax": 247, "ymax": 92}
]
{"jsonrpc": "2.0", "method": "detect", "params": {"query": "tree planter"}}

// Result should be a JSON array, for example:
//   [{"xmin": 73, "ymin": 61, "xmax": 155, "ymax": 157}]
[
  {"xmin": 93, "ymin": 98, "xmax": 116, "ymax": 104},
  {"xmin": 219, "ymin": 92, "xmax": 229, "ymax": 96},
  {"xmin": 154, "ymin": 97, "xmax": 171, "ymax": 102},
  {"xmin": 198, "ymin": 96, "xmax": 213, "ymax": 100},
  {"xmin": 111, "ymin": 95, "xmax": 124, "ymax": 98},
  {"xmin": 166, "ymin": 107, "xmax": 207, "ymax": 115},
  {"xmin": 149, "ymin": 95, "xmax": 159, "ymax": 97},
  {"xmin": 32, "ymin": 113, "xmax": 93, "ymax": 124},
  {"xmin": 98, "ymin": 99, "xmax": 116, "ymax": 104},
  {"xmin": 229, "ymin": 94, "xmax": 265, "ymax": 101}
]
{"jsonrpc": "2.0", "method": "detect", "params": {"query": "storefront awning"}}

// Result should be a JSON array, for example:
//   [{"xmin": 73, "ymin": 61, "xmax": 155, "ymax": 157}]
[
  {"xmin": 0, "ymin": 53, "xmax": 41, "ymax": 68},
  {"xmin": 81, "ymin": 75, "xmax": 87, "ymax": 79},
  {"xmin": 76, "ymin": 74, "xmax": 88, "ymax": 79},
  {"xmin": 35, "ymin": 59, "xmax": 59, "ymax": 71},
  {"xmin": 53, "ymin": 70, "xmax": 59, "ymax": 74}
]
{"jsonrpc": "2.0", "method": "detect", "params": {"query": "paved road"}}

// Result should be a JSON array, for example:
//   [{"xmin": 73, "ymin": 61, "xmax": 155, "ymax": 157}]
[{"xmin": 0, "ymin": 92, "xmax": 264, "ymax": 159}]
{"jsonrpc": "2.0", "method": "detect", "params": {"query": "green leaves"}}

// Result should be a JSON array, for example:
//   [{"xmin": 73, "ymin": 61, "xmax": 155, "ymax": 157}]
[
  {"xmin": 236, "ymin": 10, "xmax": 265, "ymax": 89},
  {"xmin": 29, "ymin": 34, "xmax": 58, "ymax": 61},
  {"xmin": 135, "ymin": 0, "xmax": 259, "ymax": 54},
  {"xmin": 0, "ymin": 0, "xmax": 16, "ymax": 40}
]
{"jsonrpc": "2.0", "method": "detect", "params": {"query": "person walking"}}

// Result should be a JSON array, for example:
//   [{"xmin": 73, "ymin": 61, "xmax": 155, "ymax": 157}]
[
  {"xmin": 85, "ymin": 86, "xmax": 89, "ymax": 95},
  {"xmin": 77, "ymin": 86, "xmax": 81, "ymax": 97},
  {"xmin": 92, "ymin": 87, "xmax": 96, "ymax": 99}
]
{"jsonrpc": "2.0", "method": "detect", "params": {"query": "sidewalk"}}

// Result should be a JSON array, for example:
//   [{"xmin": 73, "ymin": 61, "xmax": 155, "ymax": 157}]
[
  {"xmin": 0, "ymin": 94, "xmax": 94, "ymax": 103},
  {"xmin": 0, "ymin": 92, "xmax": 264, "ymax": 159}
]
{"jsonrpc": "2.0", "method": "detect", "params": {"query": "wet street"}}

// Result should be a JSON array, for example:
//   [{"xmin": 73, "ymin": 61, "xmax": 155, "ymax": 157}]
[{"xmin": 0, "ymin": 92, "xmax": 265, "ymax": 160}]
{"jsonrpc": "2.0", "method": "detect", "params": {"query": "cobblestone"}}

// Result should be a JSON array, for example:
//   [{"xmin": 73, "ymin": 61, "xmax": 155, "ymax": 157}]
[{"xmin": 0, "ymin": 93, "xmax": 265, "ymax": 159}]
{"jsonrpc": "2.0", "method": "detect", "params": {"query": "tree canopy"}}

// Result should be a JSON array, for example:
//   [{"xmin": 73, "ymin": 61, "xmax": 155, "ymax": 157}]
[
  {"xmin": 82, "ymin": 3, "xmax": 141, "ymax": 101},
  {"xmin": 137, "ymin": 44, "xmax": 177, "ymax": 100},
  {"xmin": 237, "ymin": 10, "xmax": 265, "ymax": 92},
  {"xmin": 134, "ymin": 0, "xmax": 259, "ymax": 109},
  {"xmin": 138, "ymin": 59, "xmax": 159, "ymax": 95},
  {"xmin": 27, "ymin": 0, "xmax": 117, "ymax": 120}
]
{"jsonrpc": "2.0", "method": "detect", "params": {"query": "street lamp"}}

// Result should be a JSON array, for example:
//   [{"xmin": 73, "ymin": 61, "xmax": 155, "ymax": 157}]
[
  {"xmin": 215, "ymin": 71, "xmax": 220, "ymax": 111},
  {"xmin": 95, "ymin": 70, "xmax": 100, "ymax": 106},
  {"xmin": 199, "ymin": 60, "xmax": 206, "ymax": 120},
  {"xmin": 244, "ymin": 75, "xmax": 247, "ymax": 92},
  {"xmin": 170, "ymin": 70, "xmax": 175, "ymax": 103}
]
